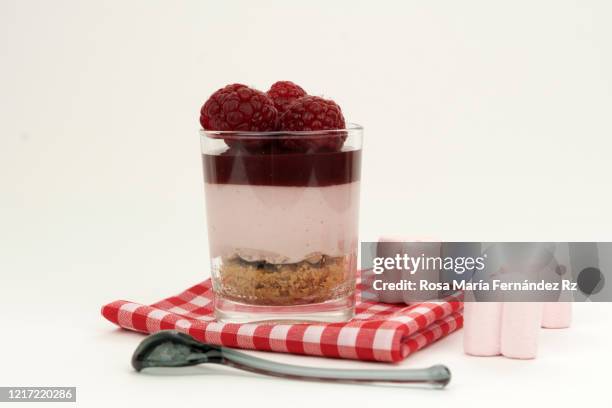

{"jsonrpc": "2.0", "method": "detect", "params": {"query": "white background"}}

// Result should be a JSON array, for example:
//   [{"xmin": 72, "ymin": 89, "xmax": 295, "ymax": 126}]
[{"xmin": 1, "ymin": 0, "xmax": 611, "ymax": 406}]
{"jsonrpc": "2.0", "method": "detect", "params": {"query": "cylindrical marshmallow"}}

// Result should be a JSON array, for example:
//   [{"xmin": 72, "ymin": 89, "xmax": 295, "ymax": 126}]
[
  {"xmin": 463, "ymin": 301, "xmax": 503, "ymax": 356},
  {"xmin": 501, "ymin": 302, "xmax": 542, "ymax": 359},
  {"xmin": 376, "ymin": 238, "xmax": 410, "ymax": 303},
  {"xmin": 377, "ymin": 236, "xmax": 441, "ymax": 304},
  {"xmin": 539, "ymin": 243, "xmax": 572, "ymax": 328},
  {"xmin": 542, "ymin": 302, "xmax": 572, "ymax": 328}
]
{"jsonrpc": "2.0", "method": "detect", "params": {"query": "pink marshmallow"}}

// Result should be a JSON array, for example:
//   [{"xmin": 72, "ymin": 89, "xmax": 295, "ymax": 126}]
[
  {"xmin": 501, "ymin": 302, "xmax": 542, "ymax": 359},
  {"xmin": 542, "ymin": 302, "xmax": 572, "ymax": 328},
  {"xmin": 377, "ymin": 236, "xmax": 441, "ymax": 304},
  {"xmin": 463, "ymin": 302, "xmax": 503, "ymax": 356}
]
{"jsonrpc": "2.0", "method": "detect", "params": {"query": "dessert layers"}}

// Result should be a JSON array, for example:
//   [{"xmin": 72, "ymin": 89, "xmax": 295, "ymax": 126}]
[
  {"xmin": 205, "ymin": 181, "xmax": 360, "ymax": 264},
  {"xmin": 200, "ymin": 81, "xmax": 361, "ymax": 319},
  {"xmin": 203, "ymin": 148, "xmax": 361, "ymax": 264},
  {"xmin": 203, "ymin": 148, "xmax": 360, "ymax": 306},
  {"xmin": 217, "ymin": 255, "xmax": 352, "ymax": 306}
]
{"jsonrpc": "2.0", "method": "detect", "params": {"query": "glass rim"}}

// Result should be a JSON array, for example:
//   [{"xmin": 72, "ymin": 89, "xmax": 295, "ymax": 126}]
[{"xmin": 199, "ymin": 122, "xmax": 363, "ymax": 139}]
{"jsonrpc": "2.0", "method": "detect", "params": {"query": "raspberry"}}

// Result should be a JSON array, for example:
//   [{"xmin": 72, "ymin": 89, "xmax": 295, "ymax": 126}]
[
  {"xmin": 278, "ymin": 96, "xmax": 346, "ymax": 151},
  {"xmin": 200, "ymin": 84, "xmax": 278, "ymax": 150},
  {"xmin": 266, "ymin": 81, "xmax": 307, "ymax": 113}
]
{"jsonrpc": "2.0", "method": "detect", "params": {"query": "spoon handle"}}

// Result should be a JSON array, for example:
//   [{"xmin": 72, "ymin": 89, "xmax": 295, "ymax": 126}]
[
  {"xmin": 132, "ymin": 331, "xmax": 451, "ymax": 388},
  {"xmin": 220, "ymin": 348, "xmax": 451, "ymax": 388}
]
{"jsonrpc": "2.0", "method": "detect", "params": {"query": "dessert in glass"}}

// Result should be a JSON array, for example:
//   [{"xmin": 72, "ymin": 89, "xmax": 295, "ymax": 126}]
[{"xmin": 199, "ymin": 82, "xmax": 362, "ymax": 323}]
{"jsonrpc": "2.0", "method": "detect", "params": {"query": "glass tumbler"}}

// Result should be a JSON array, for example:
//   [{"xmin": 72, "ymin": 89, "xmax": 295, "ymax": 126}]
[{"xmin": 200, "ymin": 125, "xmax": 363, "ymax": 323}]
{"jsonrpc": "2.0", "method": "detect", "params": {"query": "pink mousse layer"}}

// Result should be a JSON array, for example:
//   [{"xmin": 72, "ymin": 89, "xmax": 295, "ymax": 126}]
[{"xmin": 204, "ymin": 181, "xmax": 360, "ymax": 264}]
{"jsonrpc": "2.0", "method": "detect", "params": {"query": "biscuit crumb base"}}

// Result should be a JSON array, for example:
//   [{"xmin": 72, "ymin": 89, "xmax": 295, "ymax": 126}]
[{"xmin": 217, "ymin": 255, "xmax": 354, "ymax": 306}]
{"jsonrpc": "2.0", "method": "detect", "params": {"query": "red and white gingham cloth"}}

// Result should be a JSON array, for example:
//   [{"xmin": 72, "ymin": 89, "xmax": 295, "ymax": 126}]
[{"xmin": 102, "ymin": 278, "xmax": 463, "ymax": 363}]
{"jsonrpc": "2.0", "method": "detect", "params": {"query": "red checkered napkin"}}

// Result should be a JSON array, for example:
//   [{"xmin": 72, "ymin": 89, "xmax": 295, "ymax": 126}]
[{"xmin": 102, "ymin": 279, "xmax": 463, "ymax": 363}]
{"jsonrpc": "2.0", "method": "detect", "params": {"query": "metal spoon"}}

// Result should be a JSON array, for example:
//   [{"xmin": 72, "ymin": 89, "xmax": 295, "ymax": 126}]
[{"xmin": 132, "ymin": 330, "xmax": 451, "ymax": 388}]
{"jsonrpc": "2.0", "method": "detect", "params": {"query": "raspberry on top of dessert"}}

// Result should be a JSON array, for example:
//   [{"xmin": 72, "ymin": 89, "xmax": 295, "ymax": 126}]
[
  {"xmin": 266, "ymin": 81, "xmax": 307, "ymax": 114},
  {"xmin": 199, "ymin": 81, "xmax": 348, "ymax": 152}
]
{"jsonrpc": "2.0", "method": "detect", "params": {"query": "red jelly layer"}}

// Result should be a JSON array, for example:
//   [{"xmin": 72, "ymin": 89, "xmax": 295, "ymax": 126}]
[{"xmin": 203, "ymin": 149, "xmax": 361, "ymax": 187}]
